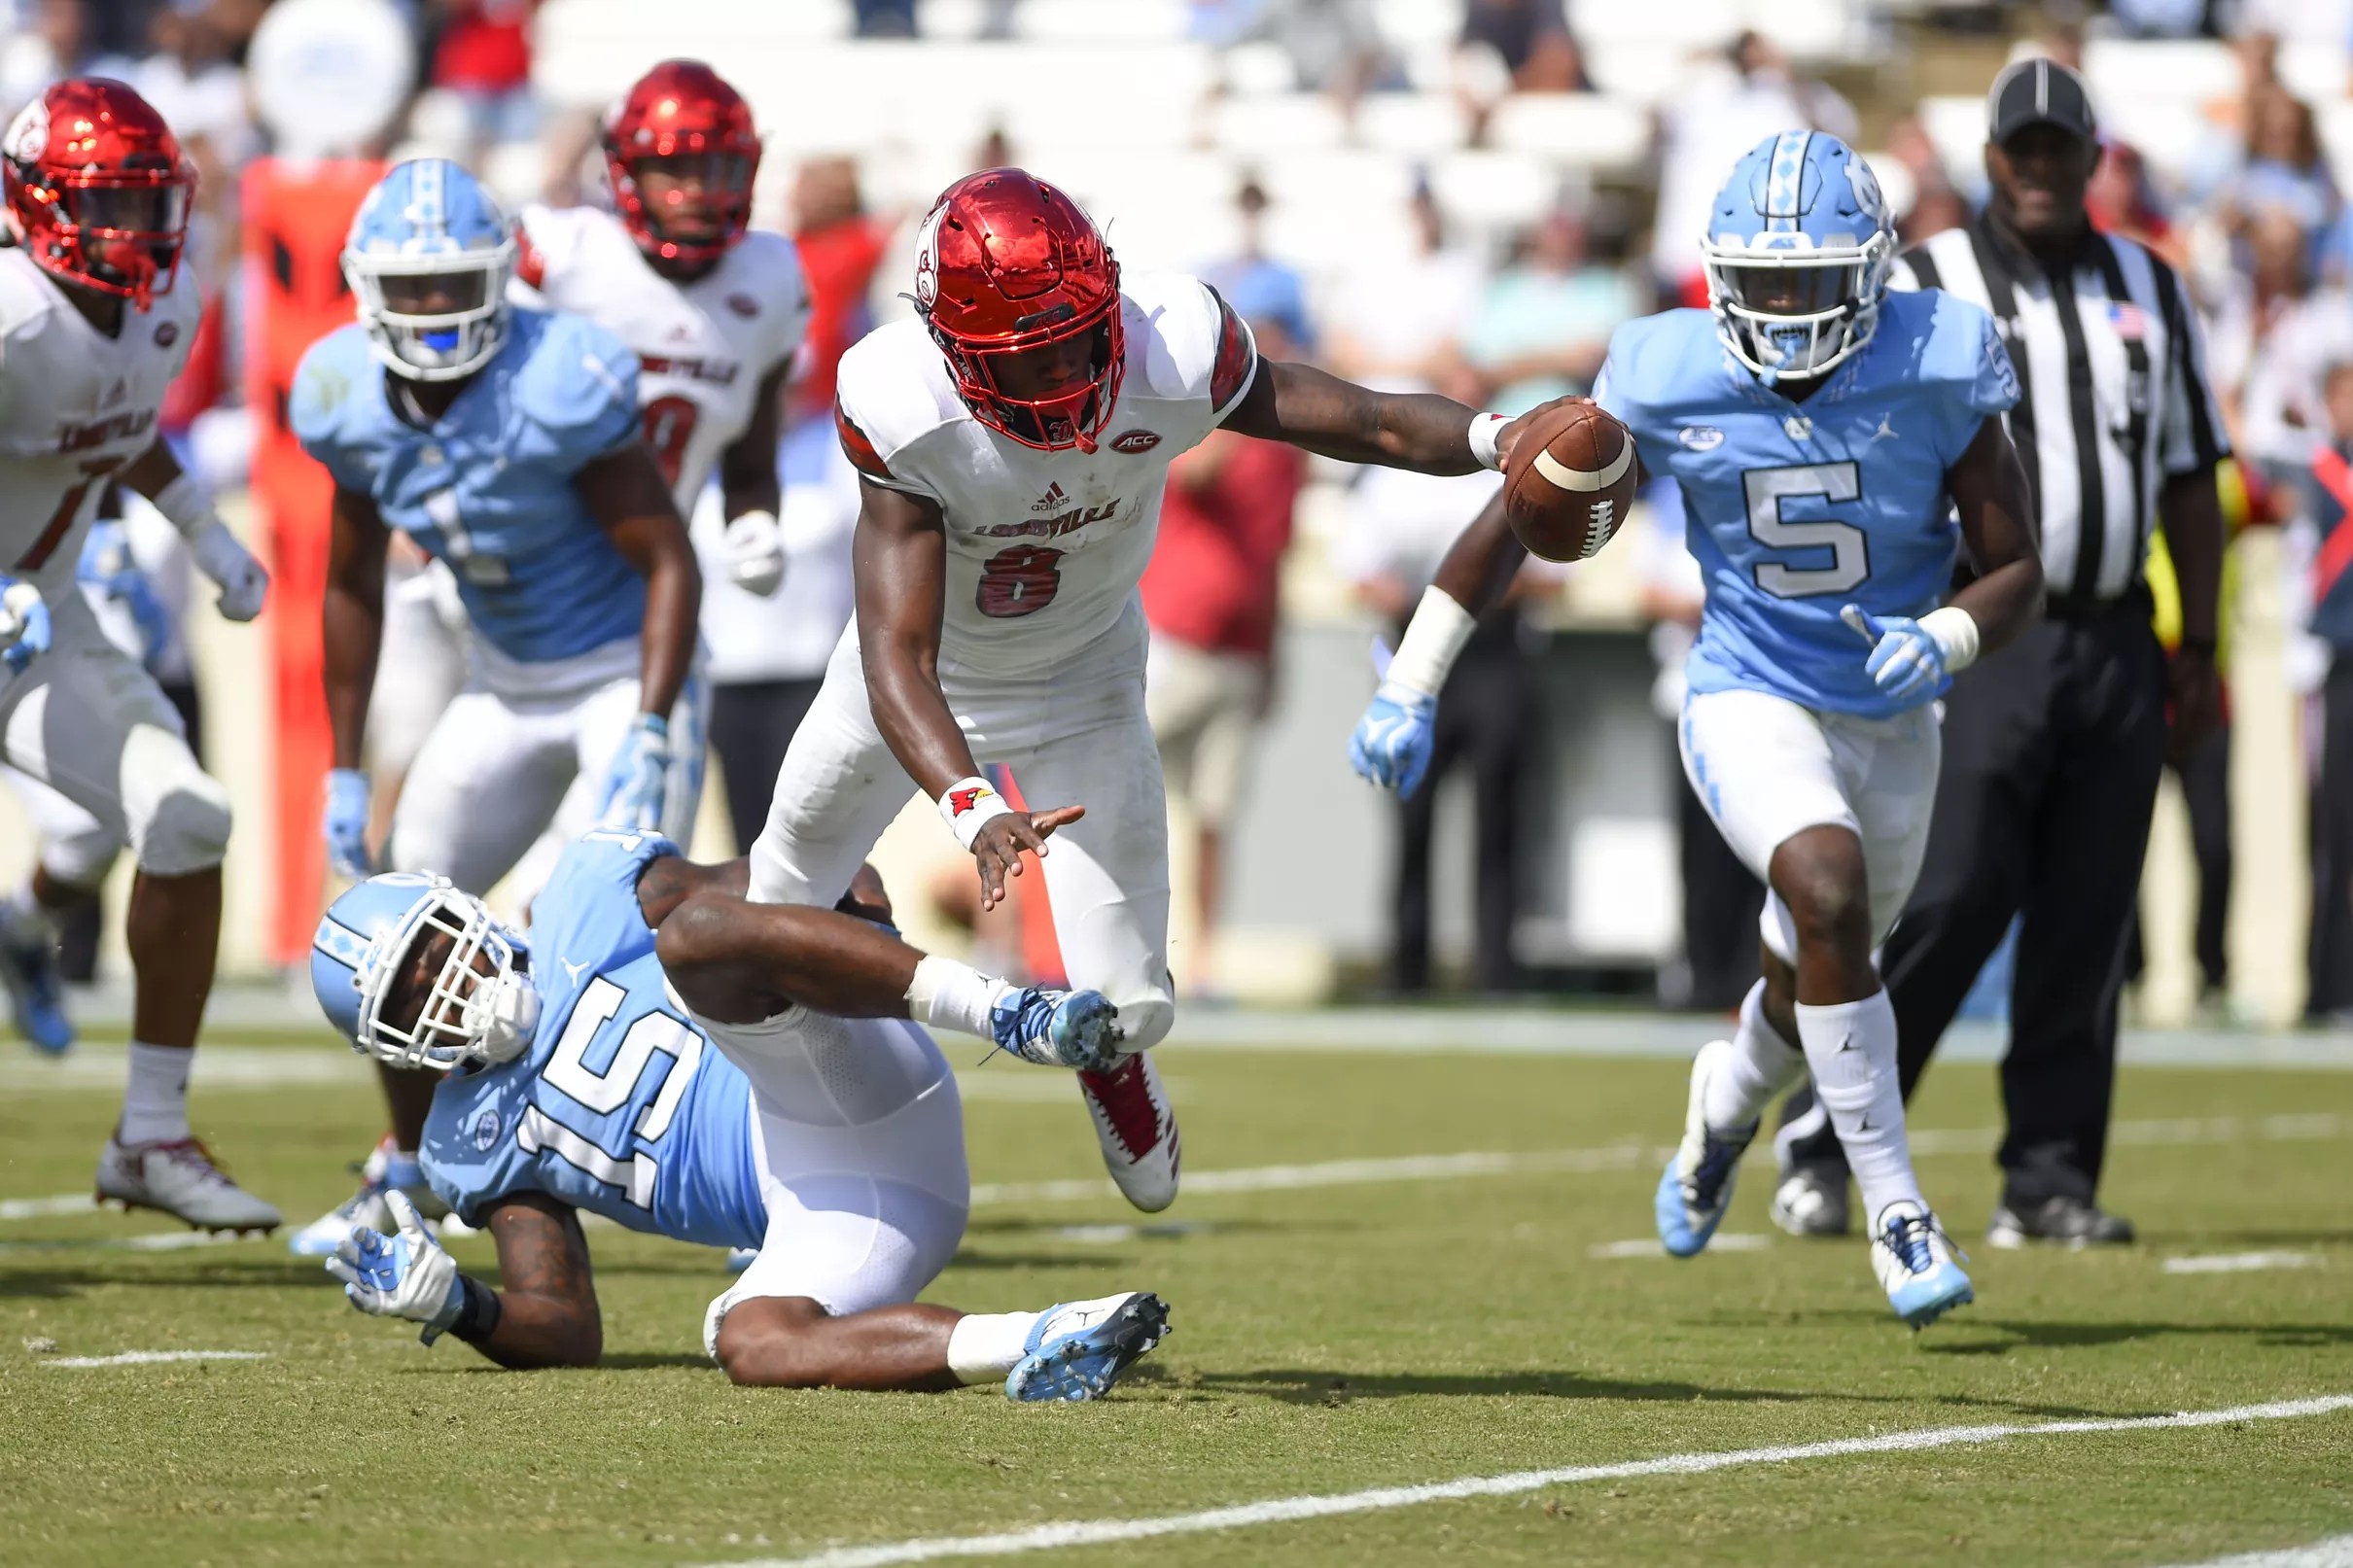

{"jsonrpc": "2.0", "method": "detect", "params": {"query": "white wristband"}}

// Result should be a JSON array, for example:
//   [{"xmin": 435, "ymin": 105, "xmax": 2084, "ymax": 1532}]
[
  {"xmin": 148, "ymin": 470, "xmax": 218, "ymax": 542},
  {"xmin": 937, "ymin": 776, "xmax": 1015, "ymax": 850},
  {"xmin": 1386, "ymin": 585, "xmax": 1478, "ymax": 700},
  {"xmin": 1466, "ymin": 412, "xmax": 1510, "ymax": 472},
  {"xmin": 1919, "ymin": 606, "xmax": 1982, "ymax": 673}
]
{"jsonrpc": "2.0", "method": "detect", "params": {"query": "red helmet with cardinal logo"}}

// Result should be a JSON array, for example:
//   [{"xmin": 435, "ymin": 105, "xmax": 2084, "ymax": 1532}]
[
  {"xmin": 603, "ymin": 59, "xmax": 760, "ymax": 268},
  {"xmin": 3, "ymin": 78, "xmax": 194, "ymax": 311},
  {"xmin": 915, "ymin": 168, "xmax": 1125, "ymax": 453}
]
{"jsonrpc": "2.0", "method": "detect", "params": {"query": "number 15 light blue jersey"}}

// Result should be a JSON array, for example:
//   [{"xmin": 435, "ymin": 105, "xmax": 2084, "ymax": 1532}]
[
  {"xmin": 420, "ymin": 831, "xmax": 765, "ymax": 1249},
  {"xmin": 1596, "ymin": 290, "xmax": 2019, "ymax": 717}
]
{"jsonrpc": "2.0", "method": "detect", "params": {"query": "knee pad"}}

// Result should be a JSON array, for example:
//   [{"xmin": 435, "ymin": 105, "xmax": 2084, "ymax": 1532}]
[
  {"xmin": 136, "ymin": 770, "xmax": 232, "ymax": 877},
  {"xmin": 1113, "ymin": 988, "xmax": 1176, "ymax": 1053},
  {"xmin": 40, "ymin": 820, "xmax": 122, "ymax": 889}
]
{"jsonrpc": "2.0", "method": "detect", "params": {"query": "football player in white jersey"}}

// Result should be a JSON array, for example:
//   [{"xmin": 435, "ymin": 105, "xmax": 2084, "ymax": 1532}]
[
  {"xmin": 753, "ymin": 167, "xmax": 1562, "ymax": 1210},
  {"xmin": 0, "ymin": 79, "xmax": 276, "ymax": 1232}
]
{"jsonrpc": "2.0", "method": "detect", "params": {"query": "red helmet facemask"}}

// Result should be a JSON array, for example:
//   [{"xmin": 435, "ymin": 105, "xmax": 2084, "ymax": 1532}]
[
  {"xmin": 603, "ymin": 59, "xmax": 759, "ymax": 270},
  {"xmin": 4, "ymin": 78, "xmax": 194, "ymax": 311},
  {"xmin": 915, "ymin": 169, "xmax": 1125, "ymax": 454}
]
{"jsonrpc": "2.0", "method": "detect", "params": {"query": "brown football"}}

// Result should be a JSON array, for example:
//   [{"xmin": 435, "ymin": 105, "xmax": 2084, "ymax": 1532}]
[{"xmin": 1501, "ymin": 401, "xmax": 1638, "ymax": 563}]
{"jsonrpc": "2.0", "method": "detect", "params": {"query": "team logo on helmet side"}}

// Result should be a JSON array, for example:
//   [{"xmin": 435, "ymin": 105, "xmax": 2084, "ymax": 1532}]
[
  {"xmin": 1844, "ymin": 156, "xmax": 1886, "ymax": 228},
  {"xmin": 6, "ymin": 99, "xmax": 48, "ymax": 164},
  {"xmin": 912, "ymin": 205, "xmax": 943, "ymax": 311}
]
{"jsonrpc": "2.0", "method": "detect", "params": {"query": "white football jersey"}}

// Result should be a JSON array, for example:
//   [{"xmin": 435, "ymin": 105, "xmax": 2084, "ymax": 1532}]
[
  {"xmin": 834, "ymin": 271, "xmax": 1258, "ymax": 679},
  {"xmin": 514, "ymin": 204, "xmax": 810, "ymax": 514},
  {"xmin": 0, "ymin": 248, "xmax": 197, "ymax": 596}
]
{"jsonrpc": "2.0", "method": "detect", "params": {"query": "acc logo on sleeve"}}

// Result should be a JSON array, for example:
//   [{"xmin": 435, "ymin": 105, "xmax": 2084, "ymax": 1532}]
[
  {"xmin": 1110, "ymin": 429, "xmax": 1161, "ymax": 454},
  {"xmin": 473, "ymin": 1108, "xmax": 503, "ymax": 1151}
]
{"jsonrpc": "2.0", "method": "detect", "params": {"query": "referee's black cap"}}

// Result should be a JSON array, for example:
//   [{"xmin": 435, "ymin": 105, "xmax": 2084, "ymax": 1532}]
[{"xmin": 1986, "ymin": 56, "xmax": 2099, "ymax": 144}]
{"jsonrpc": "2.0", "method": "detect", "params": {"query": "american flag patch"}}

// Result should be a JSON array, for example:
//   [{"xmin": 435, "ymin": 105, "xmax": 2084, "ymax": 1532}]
[{"xmin": 2107, "ymin": 301, "xmax": 2150, "ymax": 339}]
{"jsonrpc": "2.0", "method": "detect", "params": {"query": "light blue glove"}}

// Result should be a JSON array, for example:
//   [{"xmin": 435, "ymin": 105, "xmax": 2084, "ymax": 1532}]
[
  {"xmin": 1349, "ymin": 679, "xmax": 1440, "ymax": 798},
  {"xmin": 323, "ymin": 1191, "xmax": 464, "ymax": 1345},
  {"xmin": 0, "ymin": 578, "xmax": 51, "ymax": 675},
  {"xmin": 323, "ymin": 767, "xmax": 373, "ymax": 880},
  {"xmin": 594, "ymin": 713, "xmax": 670, "ymax": 830},
  {"xmin": 1842, "ymin": 604, "xmax": 1949, "ymax": 708},
  {"xmin": 77, "ymin": 522, "xmax": 171, "ymax": 665}
]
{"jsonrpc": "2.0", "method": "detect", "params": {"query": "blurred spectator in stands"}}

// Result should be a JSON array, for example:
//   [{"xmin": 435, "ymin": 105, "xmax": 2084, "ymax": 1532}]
[
  {"xmin": 130, "ymin": 2, "xmax": 258, "ymax": 175},
  {"xmin": 1649, "ymin": 31, "xmax": 1855, "ymax": 304},
  {"xmin": 1202, "ymin": 178, "xmax": 1316, "ymax": 356},
  {"xmin": 854, "ymin": 0, "xmax": 919, "ymax": 38},
  {"xmin": 2297, "ymin": 361, "xmax": 2353, "ymax": 1023},
  {"xmin": 1325, "ymin": 178, "xmax": 1483, "ymax": 395},
  {"xmin": 1191, "ymin": 0, "xmax": 1395, "ymax": 105},
  {"xmin": 427, "ymin": 0, "xmax": 541, "ymax": 157},
  {"xmin": 2090, "ymin": 140, "xmax": 2190, "ymax": 272},
  {"xmin": 2211, "ymin": 208, "xmax": 2353, "ymax": 481},
  {"xmin": 1635, "ymin": 482, "xmax": 1763, "ymax": 1012},
  {"xmin": 1141, "ymin": 303, "xmax": 1310, "ymax": 995},
  {"xmin": 2234, "ymin": 0, "xmax": 2353, "ymax": 50},
  {"xmin": 1884, "ymin": 114, "xmax": 1969, "ymax": 247},
  {"xmin": 1337, "ymin": 471, "xmax": 1556, "ymax": 994},
  {"xmin": 0, "ymin": 0, "xmax": 124, "ymax": 118},
  {"xmin": 1461, "ymin": 199, "xmax": 1638, "ymax": 412},
  {"xmin": 1459, "ymin": 0, "xmax": 1586, "ymax": 91},
  {"xmin": 2108, "ymin": 0, "xmax": 2209, "ymax": 40},
  {"xmin": 2220, "ymin": 87, "xmax": 2338, "ymax": 247},
  {"xmin": 787, "ymin": 157, "xmax": 892, "ymax": 429}
]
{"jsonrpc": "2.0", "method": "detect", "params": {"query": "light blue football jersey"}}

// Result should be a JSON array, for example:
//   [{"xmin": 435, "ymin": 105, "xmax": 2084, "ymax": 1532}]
[
  {"xmin": 1596, "ymin": 291, "xmax": 2019, "ymax": 717},
  {"xmin": 290, "ymin": 306, "xmax": 649, "ymax": 666},
  {"xmin": 421, "ymin": 830, "xmax": 765, "ymax": 1248}
]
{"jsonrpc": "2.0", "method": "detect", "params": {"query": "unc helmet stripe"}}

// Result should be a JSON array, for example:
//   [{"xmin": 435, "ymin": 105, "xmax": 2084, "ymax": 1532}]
[
  {"xmin": 313, "ymin": 916, "xmax": 371, "ymax": 974},
  {"xmin": 1763, "ymin": 130, "xmax": 1813, "ymax": 230}
]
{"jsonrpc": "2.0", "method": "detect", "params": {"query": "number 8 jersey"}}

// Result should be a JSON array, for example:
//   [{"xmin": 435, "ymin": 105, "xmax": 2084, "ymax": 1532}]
[
  {"xmin": 1596, "ymin": 290, "xmax": 2017, "ymax": 718},
  {"xmin": 832, "ymin": 272, "xmax": 1257, "ymax": 680}
]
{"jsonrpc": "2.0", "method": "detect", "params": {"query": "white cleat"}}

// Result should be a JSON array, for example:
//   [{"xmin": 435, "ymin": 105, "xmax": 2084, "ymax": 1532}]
[
  {"xmin": 96, "ymin": 1136, "xmax": 281, "ymax": 1235},
  {"xmin": 1872, "ymin": 1200, "xmax": 1974, "ymax": 1329},
  {"xmin": 1077, "ymin": 1051, "xmax": 1179, "ymax": 1212}
]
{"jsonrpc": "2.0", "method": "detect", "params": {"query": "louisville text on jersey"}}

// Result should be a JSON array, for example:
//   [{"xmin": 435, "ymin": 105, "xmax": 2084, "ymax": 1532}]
[{"xmin": 975, "ymin": 496, "xmax": 1122, "ymax": 540}]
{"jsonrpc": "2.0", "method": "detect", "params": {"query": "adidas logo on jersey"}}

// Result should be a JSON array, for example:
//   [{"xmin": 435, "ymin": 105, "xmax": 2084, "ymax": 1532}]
[{"xmin": 1031, "ymin": 481, "xmax": 1069, "ymax": 513}]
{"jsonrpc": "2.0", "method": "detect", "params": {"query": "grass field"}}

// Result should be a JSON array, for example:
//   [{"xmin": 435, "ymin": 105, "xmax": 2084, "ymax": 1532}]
[{"xmin": 4, "ymin": 1027, "xmax": 2351, "ymax": 1567}]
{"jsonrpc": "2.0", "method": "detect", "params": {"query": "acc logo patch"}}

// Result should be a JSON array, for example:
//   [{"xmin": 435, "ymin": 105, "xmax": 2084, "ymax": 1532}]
[
  {"xmin": 154, "ymin": 320, "xmax": 179, "ymax": 349},
  {"xmin": 473, "ymin": 1109, "xmax": 502, "ymax": 1151},
  {"xmin": 726, "ymin": 293, "xmax": 759, "ymax": 319},
  {"xmin": 1109, "ymin": 430, "xmax": 1161, "ymax": 454},
  {"xmin": 1677, "ymin": 426, "xmax": 1724, "ymax": 451},
  {"xmin": 5, "ymin": 99, "xmax": 48, "ymax": 164}
]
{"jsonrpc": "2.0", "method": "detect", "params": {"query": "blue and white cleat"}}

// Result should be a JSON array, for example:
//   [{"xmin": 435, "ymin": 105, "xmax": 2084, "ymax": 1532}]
[
  {"xmin": 1004, "ymin": 1291, "xmax": 1170, "ymax": 1403},
  {"xmin": 990, "ymin": 986, "xmax": 1122, "ymax": 1072},
  {"xmin": 0, "ymin": 922, "xmax": 73, "ymax": 1055},
  {"xmin": 1873, "ymin": 1201, "xmax": 1974, "ymax": 1328},
  {"xmin": 1656, "ymin": 1038, "xmax": 1754, "ymax": 1257}
]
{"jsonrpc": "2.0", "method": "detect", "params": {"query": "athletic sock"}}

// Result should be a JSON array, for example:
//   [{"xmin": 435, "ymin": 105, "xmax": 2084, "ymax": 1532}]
[
  {"xmin": 1701, "ymin": 979, "xmax": 1808, "ymax": 1136},
  {"xmin": 2, "ymin": 880, "xmax": 61, "ymax": 943},
  {"xmin": 119, "ymin": 1041, "xmax": 193, "ymax": 1145},
  {"xmin": 905, "ymin": 955, "xmax": 1018, "ymax": 1041},
  {"xmin": 945, "ymin": 1309, "xmax": 1040, "ymax": 1385},
  {"xmin": 1793, "ymin": 990, "xmax": 1923, "ymax": 1228}
]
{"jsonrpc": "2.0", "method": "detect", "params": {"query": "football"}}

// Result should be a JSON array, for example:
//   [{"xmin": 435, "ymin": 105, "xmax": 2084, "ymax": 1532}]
[{"xmin": 1501, "ymin": 401, "xmax": 1639, "ymax": 563}]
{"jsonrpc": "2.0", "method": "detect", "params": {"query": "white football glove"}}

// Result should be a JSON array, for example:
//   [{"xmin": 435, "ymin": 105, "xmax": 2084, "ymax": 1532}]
[
  {"xmin": 0, "ymin": 578, "xmax": 51, "ymax": 675},
  {"xmin": 324, "ymin": 1190, "xmax": 465, "ymax": 1344},
  {"xmin": 720, "ymin": 509, "xmax": 785, "ymax": 597},
  {"xmin": 189, "ymin": 519, "xmax": 268, "ymax": 622}
]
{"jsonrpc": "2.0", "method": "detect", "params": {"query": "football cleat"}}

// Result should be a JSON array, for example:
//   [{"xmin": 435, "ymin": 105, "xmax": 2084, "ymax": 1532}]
[
  {"xmin": 288, "ymin": 1139, "xmax": 447, "ymax": 1256},
  {"xmin": 1986, "ymin": 1195, "xmax": 2135, "ymax": 1250},
  {"xmin": 1873, "ymin": 1201, "xmax": 1973, "ymax": 1328},
  {"xmin": 1004, "ymin": 1291, "xmax": 1170, "ymax": 1403},
  {"xmin": 990, "ymin": 985, "xmax": 1121, "ymax": 1072},
  {"xmin": 1656, "ymin": 1038, "xmax": 1753, "ymax": 1257},
  {"xmin": 1078, "ymin": 1051, "xmax": 1179, "ymax": 1212},
  {"xmin": 1770, "ymin": 1167, "xmax": 1851, "ymax": 1237},
  {"xmin": 0, "ymin": 920, "xmax": 72, "ymax": 1055},
  {"xmin": 96, "ymin": 1135, "xmax": 281, "ymax": 1235}
]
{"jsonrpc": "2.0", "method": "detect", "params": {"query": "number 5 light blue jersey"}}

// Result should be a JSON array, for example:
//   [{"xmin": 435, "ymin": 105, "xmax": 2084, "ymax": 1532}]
[
  {"xmin": 1596, "ymin": 290, "xmax": 2018, "ymax": 717},
  {"xmin": 291, "ymin": 306, "xmax": 650, "ymax": 669},
  {"xmin": 421, "ymin": 831, "xmax": 765, "ymax": 1248}
]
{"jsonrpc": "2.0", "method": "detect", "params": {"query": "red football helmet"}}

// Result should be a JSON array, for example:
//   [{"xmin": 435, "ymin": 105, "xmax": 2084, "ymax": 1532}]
[
  {"xmin": 603, "ymin": 59, "xmax": 760, "ymax": 269},
  {"xmin": 915, "ymin": 168, "xmax": 1125, "ymax": 453},
  {"xmin": 3, "ymin": 78, "xmax": 194, "ymax": 310}
]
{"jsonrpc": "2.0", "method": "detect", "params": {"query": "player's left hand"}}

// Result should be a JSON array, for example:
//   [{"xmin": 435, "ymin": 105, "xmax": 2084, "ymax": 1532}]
[
  {"xmin": 0, "ymin": 578, "xmax": 51, "ymax": 675},
  {"xmin": 1842, "ymin": 605, "xmax": 1951, "ymax": 708},
  {"xmin": 325, "ymin": 1190, "xmax": 465, "ymax": 1344},
  {"xmin": 721, "ymin": 509, "xmax": 786, "ymax": 597},
  {"xmin": 594, "ymin": 713, "xmax": 670, "ymax": 830},
  {"xmin": 188, "ymin": 519, "xmax": 269, "ymax": 622},
  {"xmin": 1350, "ymin": 680, "xmax": 1439, "ymax": 798}
]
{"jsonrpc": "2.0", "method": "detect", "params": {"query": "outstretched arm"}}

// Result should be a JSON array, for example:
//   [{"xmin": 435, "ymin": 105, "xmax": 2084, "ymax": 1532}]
[{"xmin": 1222, "ymin": 359, "xmax": 1557, "ymax": 475}]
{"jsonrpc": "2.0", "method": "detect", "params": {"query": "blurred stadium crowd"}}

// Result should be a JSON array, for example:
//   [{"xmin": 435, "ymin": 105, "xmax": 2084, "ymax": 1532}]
[{"xmin": 6, "ymin": 0, "xmax": 2353, "ymax": 1022}]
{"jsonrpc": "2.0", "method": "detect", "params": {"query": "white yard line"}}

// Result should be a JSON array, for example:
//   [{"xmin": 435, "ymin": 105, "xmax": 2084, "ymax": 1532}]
[
  {"xmin": 0, "ymin": 1194, "xmax": 94, "ymax": 1220},
  {"xmin": 700, "ymin": 1394, "xmax": 2353, "ymax": 1568},
  {"xmin": 2162, "ymin": 1251, "xmax": 2324, "ymax": 1275},
  {"xmin": 1591, "ymin": 1234, "xmax": 1770, "ymax": 1259},
  {"xmin": 2156, "ymin": 1535, "xmax": 2353, "ymax": 1567},
  {"xmin": 41, "ymin": 1349, "xmax": 267, "ymax": 1368}
]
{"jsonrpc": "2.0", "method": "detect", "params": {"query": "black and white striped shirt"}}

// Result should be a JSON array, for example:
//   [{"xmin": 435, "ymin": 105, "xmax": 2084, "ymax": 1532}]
[{"xmin": 1894, "ymin": 215, "xmax": 2230, "ymax": 605}]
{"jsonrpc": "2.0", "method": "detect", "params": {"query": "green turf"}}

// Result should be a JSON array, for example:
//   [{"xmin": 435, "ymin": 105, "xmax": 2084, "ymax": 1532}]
[{"xmin": 4, "ymin": 1034, "xmax": 2350, "ymax": 1566}]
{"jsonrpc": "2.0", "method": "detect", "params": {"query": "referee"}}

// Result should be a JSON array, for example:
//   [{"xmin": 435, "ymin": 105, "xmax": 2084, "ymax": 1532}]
[{"xmin": 1773, "ymin": 58, "xmax": 2229, "ymax": 1246}]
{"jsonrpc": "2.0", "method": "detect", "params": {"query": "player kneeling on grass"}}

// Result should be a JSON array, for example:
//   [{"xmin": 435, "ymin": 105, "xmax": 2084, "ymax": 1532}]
[
  {"xmin": 1353, "ymin": 132, "xmax": 2044, "ymax": 1329},
  {"xmin": 306, "ymin": 824, "xmax": 1169, "ymax": 1400}
]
